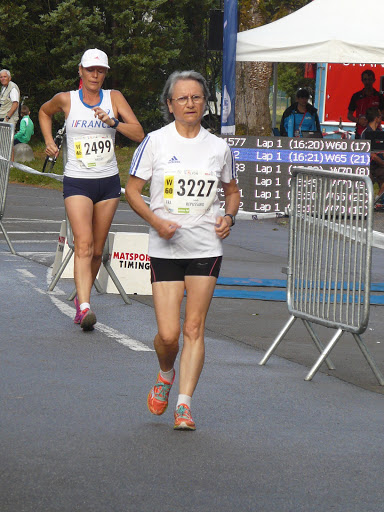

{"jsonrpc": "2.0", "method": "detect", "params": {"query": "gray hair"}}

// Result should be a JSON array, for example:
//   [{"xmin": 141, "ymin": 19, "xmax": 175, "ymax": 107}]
[
  {"xmin": 0, "ymin": 69, "xmax": 11, "ymax": 77},
  {"xmin": 160, "ymin": 70, "xmax": 210, "ymax": 123}
]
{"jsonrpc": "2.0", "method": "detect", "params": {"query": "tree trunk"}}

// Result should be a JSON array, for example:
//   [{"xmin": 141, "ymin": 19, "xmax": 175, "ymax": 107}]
[{"xmin": 235, "ymin": 1, "xmax": 272, "ymax": 136}]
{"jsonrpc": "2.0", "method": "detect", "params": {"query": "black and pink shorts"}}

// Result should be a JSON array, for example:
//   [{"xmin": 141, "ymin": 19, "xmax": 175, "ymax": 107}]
[{"xmin": 150, "ymin": 256, "xmax": 222, "ymax": 283}]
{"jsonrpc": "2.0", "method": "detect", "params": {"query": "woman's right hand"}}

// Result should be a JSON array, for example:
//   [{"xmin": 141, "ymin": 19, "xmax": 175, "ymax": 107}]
[
  {"xmin": 45, "ymin": 141, "xmax": 59, "ymax": 158},
  {"xmin": 155, "ymin": 217, "xmax": 181, "ymax": 240}
]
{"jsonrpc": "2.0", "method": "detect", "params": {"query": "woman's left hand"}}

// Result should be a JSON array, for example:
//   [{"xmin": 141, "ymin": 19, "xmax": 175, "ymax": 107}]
[
  {"xmin": 93, "ymin": 107, "xmax": 114, "ymax": 126},
  {"xmin": 215, "ymin": 216, "xmax": 232, "ymax": 239}
]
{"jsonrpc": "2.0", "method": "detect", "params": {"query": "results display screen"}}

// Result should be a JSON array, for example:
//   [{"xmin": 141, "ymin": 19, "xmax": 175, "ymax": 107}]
[{"xmin": 219, "ymin": 136, "xmax": 370, "ymax": 217}]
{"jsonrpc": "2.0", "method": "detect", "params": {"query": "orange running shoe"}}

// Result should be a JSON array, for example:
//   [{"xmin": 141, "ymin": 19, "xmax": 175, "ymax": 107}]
[
  {"xmin": 147, "ymin": 370, "xmax": 175, "ymax": 416},
  {"xmin": 173, "ymin": 403, "xmax": 196, "ymax": 431}
]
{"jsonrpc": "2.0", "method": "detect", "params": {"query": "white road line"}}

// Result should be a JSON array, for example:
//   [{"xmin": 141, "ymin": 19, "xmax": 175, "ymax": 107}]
[
  {"xmin": 12, "ymin": 266, "xmax": 153, "ymax": 352},
  {"xmin": 48, "ymin": 295, "xmax": 153, "ymax": 351},
  {"xmin": 0, "ymin": 240, "xmax": 56, "ymax": 244},
  {"xmin": 3, "ymin": 218, "xmax": 62, "ymax": 223},
  {"xmin": 3, "ymin": 218, "xmax": 147, "ymax": 228},
  {"xmin": 17, "ymin": 252, "xmax": 55, "ymax": 257},
  {"xmin": 5, "ymin": 231, "xmax": 59, "ymax": 234},
  {"xmin": 40, "ymin": 268, "xmax": 151, "ymax": 352},
  {"xmin": 16, "ymin": 269, "xmax": 35, "ymax": 278}
]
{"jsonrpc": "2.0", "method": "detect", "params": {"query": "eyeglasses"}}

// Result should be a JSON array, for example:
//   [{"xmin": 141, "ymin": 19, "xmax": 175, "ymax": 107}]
[{"xmin": 171, "ymin": 95, "xmax": 205, "ymax": 106}]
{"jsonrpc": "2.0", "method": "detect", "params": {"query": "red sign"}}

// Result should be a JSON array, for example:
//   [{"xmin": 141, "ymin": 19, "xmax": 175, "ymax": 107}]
[{"xmin": 324, "ymin": 63, "xmax": 384, "ymax": 124}]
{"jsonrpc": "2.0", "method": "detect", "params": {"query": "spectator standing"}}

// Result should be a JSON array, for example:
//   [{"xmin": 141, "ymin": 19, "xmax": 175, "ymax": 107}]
[
  {"xmin": 0, "ymin": 69, "xmax": 20, "ymax": 124},
  {"xmin": 14, "ymin": 105, "xmax": 34, "ymax": 145},
  {"xmin": 361, "ymin": 107, "xmax": 384, "ymax": 200},
  {"xmin": 280, "ymin": 88, "xmax": 321, "ymax": 137},
  {"xmin": 347, "ymin": 69, "xmax": 384, "ymax": 139}
]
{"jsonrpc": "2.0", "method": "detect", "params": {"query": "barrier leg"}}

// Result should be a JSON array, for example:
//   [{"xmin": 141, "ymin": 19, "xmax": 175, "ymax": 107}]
[
  {"xmin": 67, "ymin": 288, "xmax": 76, "ymax": 302},
  {"xmin": 48, "ymin": 247, "xmax": 74, "ymax": 292},
  {"xmin": 259, "ymin": 315, "xmax": 296, "ymax": 366},
  {"xmin": 66, "ymin": 262, "xmax": 131, "ymax": 306},
  {"xmin": 93, "ymin": 277, "xmax": 103, "ymax": 293},
  {"xmin": 67, "ymin": 279, "xmax": 104, "ymax": 301},
  {"xmin": 0, "ymin": 220, "xmax": 16, "ymax": 254},
  {"xmin": 305, "ymin": 328, "xmax": 344, "ymax": 381},
  {"xmin": 101, "ymin": 236, "xmax": 131, "ymax": 305},
  {"xmin": 302, "ymin": 319, "xmax": 336, "ymax": 370},
  {"xmin": 103, "ymin": 258, "xmax": 131, "ymax": 305},
  {"xmin": 353, "ymin": 334, "xmax": 384, "ymax": 386}
]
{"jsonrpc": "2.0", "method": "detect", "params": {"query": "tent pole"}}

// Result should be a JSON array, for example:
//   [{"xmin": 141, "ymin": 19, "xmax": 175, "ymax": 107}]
[{"xmin": 272, "ymin": 62, "xmax": 278, "ymax": 129}]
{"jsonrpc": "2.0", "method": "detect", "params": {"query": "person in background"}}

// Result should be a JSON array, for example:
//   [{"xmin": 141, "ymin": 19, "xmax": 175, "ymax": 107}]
[
  {"xmin": 0, "ymin": 69, "xmax": 20, "ymax": 125},
  {"xmin": 14, "ymin": 105, "xmax": 34, "ymax": 145},
  {"xmin": 361, "ymin": 107, "xmax": 384, "ymax": 200},
  {"xmin": 39, "ymin": 48, "xmax": 144, "ymax": 331},
  {"xmin": 125, "ymin": 70, "xmax": 240, "ymax": 431},
  {"xmin": 280, "ymin": 88, "xmax": 321, "ymax": 137},
  {"xmin": 347, "ymin": 69, "xmax": 384, "ymax": 140}
]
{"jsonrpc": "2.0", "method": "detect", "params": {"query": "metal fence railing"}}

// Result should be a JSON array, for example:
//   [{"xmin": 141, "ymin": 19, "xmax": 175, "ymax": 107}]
[
  {"xmin": 0, "ymin": 122, "xmax": 15, "ymax": 253},
  {"xmin": 259, "ymin": 166, "xmax": 384, "ymax": 385},
  {"xmin": 0, "ymin": 127, "xmax": 130, "ymax": 305}
]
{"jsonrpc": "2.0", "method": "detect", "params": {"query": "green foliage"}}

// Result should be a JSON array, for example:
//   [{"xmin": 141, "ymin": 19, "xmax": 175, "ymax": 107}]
[
  {"xmin": 277, "ymin": 63, "xmax": 316, "ymax": 104},
  {"xmin": 0, "ymin": 0, "xmax": 217, "ymax": 138}
]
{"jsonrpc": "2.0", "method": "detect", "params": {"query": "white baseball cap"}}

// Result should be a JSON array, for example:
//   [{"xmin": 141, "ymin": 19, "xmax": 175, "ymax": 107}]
[{"xmin": 80, "ymin": 48, "xmax": 110, "ymax": 69}]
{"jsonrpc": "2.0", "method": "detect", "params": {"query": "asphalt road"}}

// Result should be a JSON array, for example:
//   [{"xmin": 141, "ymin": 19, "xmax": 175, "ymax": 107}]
[{"xmin": 1, "ymin": 183, "xmax": 383, "ymax": 512}]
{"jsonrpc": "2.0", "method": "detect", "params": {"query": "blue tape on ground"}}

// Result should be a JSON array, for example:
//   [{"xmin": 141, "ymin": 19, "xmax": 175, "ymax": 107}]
[
  {"xmin": 213, "ymin": 288, "xmax": 384, "ymax": 305},
  {"xmin": 217, "ymin": 277, "xmax": 287, "ymax": 287},
  {"xmin": 217, "ymin": 277, "xmax": 384, "ymax": 292},
  {"xmin": 213, "ymin": 289, "xmax": 286, "ymax": 300}
]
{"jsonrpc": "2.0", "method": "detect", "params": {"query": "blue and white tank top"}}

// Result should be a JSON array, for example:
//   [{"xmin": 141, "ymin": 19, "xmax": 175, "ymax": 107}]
[{"xmin": 65, "ymin": 89, "xmax": 118, "ymax": 178}]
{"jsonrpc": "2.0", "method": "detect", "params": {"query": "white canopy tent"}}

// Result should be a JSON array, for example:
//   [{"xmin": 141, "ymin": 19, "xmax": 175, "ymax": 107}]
[
  {"xmin": 236, "ymin": 0, "xmax": 384, "ymax": 64},
  {"xmin": 235, "ymin": 0, "xmax": 384, "ymax": 128}
]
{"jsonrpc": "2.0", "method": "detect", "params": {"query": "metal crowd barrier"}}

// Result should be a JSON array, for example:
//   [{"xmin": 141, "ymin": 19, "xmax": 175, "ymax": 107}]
[
  {"xmin": 0, "ymin": 125, "xmax": 130, "ymax": 305},
  {"xmin": 260, "ymin": 167, "xmax": 384, "ymax": 385},
  {"xmin": 0, "ymin": 121, "xmax": 15, "ymax": 254}
]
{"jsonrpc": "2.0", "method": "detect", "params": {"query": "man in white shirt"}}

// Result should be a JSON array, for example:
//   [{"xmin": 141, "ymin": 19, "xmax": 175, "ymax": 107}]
[{"xmin": 0, "ymin": 69, "xmax": 20, "ymax": 125}]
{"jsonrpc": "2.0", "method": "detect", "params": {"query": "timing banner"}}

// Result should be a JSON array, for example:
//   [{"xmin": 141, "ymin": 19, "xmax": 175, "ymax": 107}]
[{"xmin": 219, "ymin": 136, "xmax": 371, "ymax": 218}]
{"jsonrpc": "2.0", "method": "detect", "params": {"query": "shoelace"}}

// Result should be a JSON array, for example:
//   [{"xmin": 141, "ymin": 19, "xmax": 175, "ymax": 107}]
[
  {"xmin": 153, "ymin": 381, "xmax": 172, "ymax": 400},
  {"xmin": 176, "ymin": 405, "xmax": 192, "ymax": 419}
]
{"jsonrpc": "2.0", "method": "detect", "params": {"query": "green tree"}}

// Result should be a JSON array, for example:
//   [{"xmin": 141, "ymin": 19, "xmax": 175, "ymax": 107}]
[
  {"xmin": 277, "ymin": 63, "xmax": 316, "ymax": 103},
  {"xmin": 0, "ymin": 0, "xmax": 217, "ymax": 137},
  {"xmin": 236, "ymin": 0, "xmax": 312, "ymax": 135}
]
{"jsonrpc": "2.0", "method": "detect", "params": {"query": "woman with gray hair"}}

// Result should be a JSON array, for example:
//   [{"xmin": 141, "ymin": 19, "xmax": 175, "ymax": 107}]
[{"xmin": 125, "ymin": 70, "xmax": 240, "ymax": 430}]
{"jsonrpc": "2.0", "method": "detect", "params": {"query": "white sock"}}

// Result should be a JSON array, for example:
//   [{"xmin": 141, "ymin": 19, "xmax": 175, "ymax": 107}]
[
  {"xmin": 160, "ymin": 368, "xmax": 174, "ymax": 383},
  {"xmin": 176, "ymin": 394, "xmax": 191, "ymax": 409},
  {"xmin": 80, "ymin": 302, "xmax": 90, "ymax": 311}
]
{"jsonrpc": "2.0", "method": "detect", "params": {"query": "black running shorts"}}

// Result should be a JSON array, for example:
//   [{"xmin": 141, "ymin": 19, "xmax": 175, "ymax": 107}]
[
  {"xmin": 150, "ymin": 256, "xmax": 222, "ymax": 283},
  {"xmin": 63, "ymin": 174, "xmax": 121, "ymax": 204}
]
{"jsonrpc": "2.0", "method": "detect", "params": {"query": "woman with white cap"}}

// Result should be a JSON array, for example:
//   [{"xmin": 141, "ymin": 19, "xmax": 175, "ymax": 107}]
[{"xmin": 39, "ymin": 48, "xmax": 144, "ymax": 331}]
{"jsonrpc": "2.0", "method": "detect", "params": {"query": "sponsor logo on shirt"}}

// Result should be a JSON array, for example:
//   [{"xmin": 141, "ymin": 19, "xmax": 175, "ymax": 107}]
[
  {"xmin": 168, "ymin": 155, "xmax": 180, "ymax": 164},
  {"xmin": 71, "ymin": 118, "xmax": 111, "ymax": 129}
]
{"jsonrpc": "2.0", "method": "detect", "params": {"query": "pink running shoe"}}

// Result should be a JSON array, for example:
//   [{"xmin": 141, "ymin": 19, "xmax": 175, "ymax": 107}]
[
  {"xmin": 147, "ymin": 370, "xmax": 175, "ymax": 416},
  {"xmin": 74, "ymin": 296, "xmax": 81, "ymax": 324},
  {"xmin": 79, "ymin": 308, "xmax": 97, "ymax": 331}
]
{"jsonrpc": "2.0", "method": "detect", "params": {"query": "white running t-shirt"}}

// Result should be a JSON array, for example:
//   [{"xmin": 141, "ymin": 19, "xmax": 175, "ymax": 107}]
[{"xmin": 129, "ymin": 122, "xmax": 236, "ymax": 259}]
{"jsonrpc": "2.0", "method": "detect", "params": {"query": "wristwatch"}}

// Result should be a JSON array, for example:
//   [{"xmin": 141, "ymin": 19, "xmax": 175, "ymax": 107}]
[
  {"xmin": 110, "ymin": 117, "xmax": 120, "ymax": 129},
  {"xmin": 5, "ymin": 116, "xmax": 10, "ymax": 120},
  {"xmin": 224, "ymin": 213, "xmax": 235, "ymax": 226}
]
